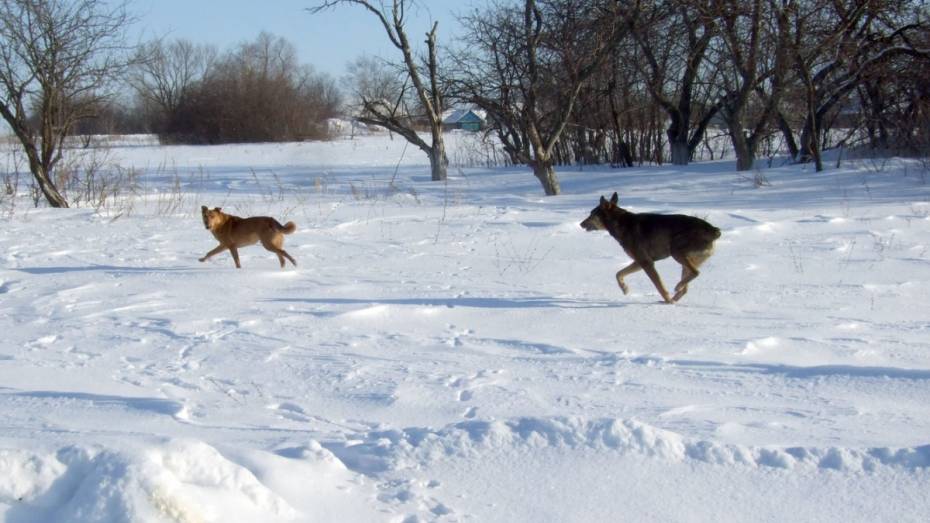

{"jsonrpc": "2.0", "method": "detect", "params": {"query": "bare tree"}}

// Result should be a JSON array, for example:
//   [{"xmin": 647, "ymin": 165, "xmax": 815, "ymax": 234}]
[
  {"xmin": 342, "ymin": 54, "xmax": 421, "ymax": 139},
  {"xmin": 219, "ymin": 32, "xmax": 306, "ymax": 142},
  {"xmin": 130, "ymin": 38, "xmax": 216, "ymax": 135},
  {"xmin": 861, "ymin": 3, "xmax": 930, "ymax": 154},
  {"xmin": 344, "ymin": 55, "xmax": 407, "ymax": 108},
  {"xmin": 787, "ymin": 0, "xmax": 930, "ymax": 169},
  {"xmin": 0, "ymin": 0, "xmax": 134, "ymax": 208},
  {"xmin": 135, "ymin": 33, "xmax": 340, "ymax": 144},
  {"xmin": 453, "ymin": 0, "xmax": 928, "ymax": 176},
  {"xmin": 451, "ymin": 3, "xmax": 532, "ymax": 166},
  {"xmin": 704, "ymin": 0, "xmax": 791, "ymax": 171},
  {"xmin": 520, "ymin": 0, "xmax": 630, "ymax": 195},
  {"xmin": 453, "ymin": 0, "xmax": 629, "ymax": 195},
  {"xmin": 311, "ymin": 0, "xmax": 449, "ymax": 181},
  {"xmin": 632, "ymin": 0, "xmax": 721, "ymax": 165}
]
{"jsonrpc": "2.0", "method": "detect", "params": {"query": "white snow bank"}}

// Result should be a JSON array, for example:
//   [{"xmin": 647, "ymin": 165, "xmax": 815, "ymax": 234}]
[
  {"xmin": 0, "ymin": 440, "xmax": 379, "ymax": 523},
  {"xmin": 326, "ymin": 416, "xmax": 930, "ymax": 475}
]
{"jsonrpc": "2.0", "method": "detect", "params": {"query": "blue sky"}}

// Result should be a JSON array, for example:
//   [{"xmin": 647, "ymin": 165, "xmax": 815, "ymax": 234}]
[{"xmin": 130, "ymin": 0, "xmax": 480, "ymax": 79}]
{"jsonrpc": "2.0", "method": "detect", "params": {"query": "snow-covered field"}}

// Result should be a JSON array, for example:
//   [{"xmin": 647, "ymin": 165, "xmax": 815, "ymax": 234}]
[{"xmin": 1, "ymin": 133, "xmax": 929, "ymax": 522}]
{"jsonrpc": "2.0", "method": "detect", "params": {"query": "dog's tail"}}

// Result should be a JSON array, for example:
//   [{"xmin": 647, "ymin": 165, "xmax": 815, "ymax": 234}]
[{"xmin": 277, "ymin": 220, "xmax": 297, "ymax": 234}]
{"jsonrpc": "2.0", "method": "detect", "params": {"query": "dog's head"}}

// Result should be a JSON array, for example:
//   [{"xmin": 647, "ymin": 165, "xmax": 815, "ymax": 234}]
[
  {"xmin": 201, "ymin": 206, "xmax": 225, "ymax": 230},
  {"xmin": 580, "ymin": 192, "xmax": 620, "ymax": 231}
]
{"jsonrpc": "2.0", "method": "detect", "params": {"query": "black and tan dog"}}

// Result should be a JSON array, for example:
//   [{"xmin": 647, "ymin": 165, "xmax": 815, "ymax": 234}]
[
  {"xmin": 580, "ymin": 192, "xmax": 720, "ymax": 303},
  {"xmin": 200, "ymin": 206, "xmax": 297, "ymax": 269}
]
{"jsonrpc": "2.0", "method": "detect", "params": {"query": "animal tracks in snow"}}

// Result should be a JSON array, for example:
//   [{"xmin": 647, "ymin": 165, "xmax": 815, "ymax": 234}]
[
  {"xmin": 446, "ymin": 370, "xmax": 507, "ymax": 404},
  {"xmin": 2, "ymin": 141, "xmax": 930, "ymax": 521},
  {"xmin": 268, "ymin": 402, "xmax": 312, "ymax": 422}
]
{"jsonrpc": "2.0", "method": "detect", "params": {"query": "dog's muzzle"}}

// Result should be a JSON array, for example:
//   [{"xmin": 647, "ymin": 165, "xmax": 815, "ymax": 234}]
[{"xmin": 580, "ymin": 215, "xmax": 604, "ymax": 231}]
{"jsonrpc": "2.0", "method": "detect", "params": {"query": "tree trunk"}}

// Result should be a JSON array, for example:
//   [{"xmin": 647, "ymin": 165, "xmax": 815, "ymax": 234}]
[
  {"xmin": 429, "ymin": 140, "xmax": 448, "ymax": 182},
  {"xmin": 33, "ymin": 168, "xmax": 70, "ymax": 208},
  {"xmin": 608, "ymin": 86, "xmax": 634, "ymax": 167},
  {"xmin": 808, "ymin": 122, "xmax": 823, "ymax": 172},
  {"xmin": 734, "ymin": 147, "xmax": 755, "ymax": 171},
  {"xmin": 730, "ymin": 127, "xmax": 756, "ymax": 171},
  {"xmin": 665, "ymin": 108, "xmax": 691, "ymax": 166},
  {"xmin": 776, "ymin": 112, "xmax": 799, "ymax": 160},
  {"xmin": 735, "ymin": 151, "xmax": 755, "ymax": 171},
  {"xmin": 798, "ymin": 113, "xmax": 824, "ymax": 172},
  {"xmin": 500, "ymin": 136, "xmax": 524, "ymax": 165},
  {"xmin": 24, "ymin": 148, "xmax": 69, "ymax": 208},
  {"xmin": 532, "ymin": 159, "xmax": 560, "ymax": 196},
  {"xmin": 669, "ymin": 138, "xmax": 690, "ymax": 166},
  {"xmin": 811, "ymin": 140, "xmax": 823, "ymax": 172},
  {"xmin": 615, "ymin": 140, "xmax": 634, "ymax": 168}
]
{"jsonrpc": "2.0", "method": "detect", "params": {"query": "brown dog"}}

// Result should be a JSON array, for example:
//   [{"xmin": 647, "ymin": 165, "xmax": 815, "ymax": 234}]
[
  {"xmin": 200, "ymin": 206, "xmax": 297, "ymax": 269},
  {"xmin": 580, "ymin": 192, "xmax": 720, "ymax": 303}
]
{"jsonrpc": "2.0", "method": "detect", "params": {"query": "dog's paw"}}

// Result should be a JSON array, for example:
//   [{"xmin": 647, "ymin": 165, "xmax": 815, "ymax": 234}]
[{"xmin": 198, "ymin": 257, "xmax": 206, "ymax": 263}]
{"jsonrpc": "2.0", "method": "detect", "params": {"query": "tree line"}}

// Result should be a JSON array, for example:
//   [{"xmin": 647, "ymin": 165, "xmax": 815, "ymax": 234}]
[
  {"xmin": 69, "ymin": 32, "xmax": 342, "ymax": 145},
  {"xmin": 1, "ymin": 0, "xmax": 928, "ymax": 207},
  {"xmin": 130, "ymin": 33, "xmax": 341, "ymax": 144},
  {"xmin": 333, "ymin": 0, "xmax": 930, "ymax": 195}
]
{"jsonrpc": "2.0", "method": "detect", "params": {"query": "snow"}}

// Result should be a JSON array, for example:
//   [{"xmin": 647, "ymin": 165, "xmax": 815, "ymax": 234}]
[{"xmin": 1, "ymin": 133, "xmax": 929, "ymax": 522}]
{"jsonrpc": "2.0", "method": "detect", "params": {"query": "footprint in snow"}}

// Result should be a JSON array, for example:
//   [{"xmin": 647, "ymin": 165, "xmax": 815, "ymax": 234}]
[{"xmin": 269, "ymin": 402, "xmax": 311, "ymax": 422}]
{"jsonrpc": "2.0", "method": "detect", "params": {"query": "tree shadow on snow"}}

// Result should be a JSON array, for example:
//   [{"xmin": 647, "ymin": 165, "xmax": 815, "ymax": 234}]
[
  {"xmin": 267, "ymin": 296, "xmax": 632, "ymax": 311},
  {"xmin": 14, "ymin": 264, "xmax": 204, "ymax": 276},
  {"xmin": 652, "ymin": 357, "xmax": 930, "ymax": 381}
]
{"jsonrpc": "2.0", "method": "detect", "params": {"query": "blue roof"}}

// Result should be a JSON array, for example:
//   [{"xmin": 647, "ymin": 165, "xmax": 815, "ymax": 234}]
[{"xmin": 443, "ymin": 109, "xmax": 484, "ymax": 125}]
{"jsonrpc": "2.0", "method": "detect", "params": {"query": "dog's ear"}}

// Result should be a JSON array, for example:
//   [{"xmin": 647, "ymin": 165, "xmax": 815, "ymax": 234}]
[
  {"xmin": 201, "ymin": 205, "xmax": 207, "ymax": 212},
  {"xmin": 215, "ymin": 207, "xmax": 221, "ymax": 212},
  {"xmin": 610, "ymin": 192, "xmax": 619, "ymax": 205},
  {"xmin": 599, "ymin": 195, "xmax": 609, "ymax": 207}
]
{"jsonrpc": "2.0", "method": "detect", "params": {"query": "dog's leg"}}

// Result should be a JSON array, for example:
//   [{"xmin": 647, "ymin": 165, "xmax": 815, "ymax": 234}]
[
  {"xmin": 672, "ymin": 255, "xmax": 696, "ymax": 292},
  {"xmin": 261, "ymin": 238, "xmax": 297, "ymax": 268},
  {"xmin": 673, "ymin": 263, "xmax": 692, "ymax": 299},
  {"xmin": 672, "ymin": 264, "xmax": 697, "ymax": 302},
  {"xmin": 640, "ymin": 261, "xmax": 673, "ymax": 304},
  {"xmin": 280, "ymin": 249, "xmax": 296, "ymax": 267},
  {"xmin": 270, "ymin": 249, "xmax": 296, "ymax": 268},
  {"xmin": 229, "ymin": 246, "xmax": 242, "ymax": 268},
  {"xmin": 199, "ymin": 244, "xmax": 228, "ymax": 263},
  {"xmin": 672, "ymin": 253, "xmax": 709, "ymax": 302},
  {"xmin": 615, "ymin": 261, "xmax": 641, "ymax": 295}
]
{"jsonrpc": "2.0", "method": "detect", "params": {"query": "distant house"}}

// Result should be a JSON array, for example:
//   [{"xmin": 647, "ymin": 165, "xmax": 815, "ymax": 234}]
[{"xmin": 442, "ymin": 108, "xmax": 485, "ymax": 132}]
